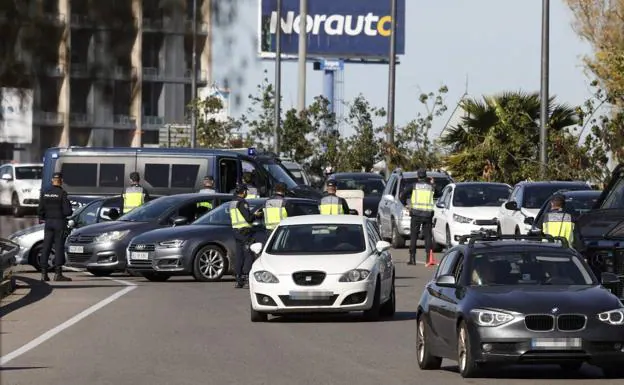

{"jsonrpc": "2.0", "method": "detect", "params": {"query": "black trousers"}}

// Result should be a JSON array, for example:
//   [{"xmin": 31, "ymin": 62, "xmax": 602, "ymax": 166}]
[
  {"xmin": 41, "ymin": 219, "xmax": 67, "ymax": 270},
  {"xmin": 233, "ymin": 229, "xmax": 253, "ymax": 278},
  {"xmin": 409, "ymin": 216, "xmax": 432, "ymax": 260}
]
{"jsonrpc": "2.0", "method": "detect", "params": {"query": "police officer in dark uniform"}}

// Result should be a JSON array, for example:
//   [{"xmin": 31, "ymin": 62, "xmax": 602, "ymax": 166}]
[
  {"xmin": 37, "ymin": 172, "xmax": 73, "ymax": 282},
  {"xmin": 123, "ymin": 172, "xmax": 150, "ymax": 214},
  {"xmin": 229, "ymin": 184, "xmax": 259, "ymax": 288},
  {"xmin": 400, "ymin": 169, "xmax": 435, "ymax": 265}
]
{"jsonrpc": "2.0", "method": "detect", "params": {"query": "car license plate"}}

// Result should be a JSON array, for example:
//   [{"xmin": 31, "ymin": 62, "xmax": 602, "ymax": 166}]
[
  {"xmin": 68, "ymin": 245, "xmax": 84, "ymax": 253},
  {"xmin": 130, "ymin": 252, "xmax": 149, "ymax": 260},
  {"xmin": 289, "ymin": 291, "xmax": 333, "ymax": 300},
  {"xmin": 531, "ymin": 338, "xmax": 582, "ymax": 349}
]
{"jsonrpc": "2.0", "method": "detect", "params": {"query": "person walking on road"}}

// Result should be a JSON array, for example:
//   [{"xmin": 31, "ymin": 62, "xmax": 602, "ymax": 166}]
[
  {"xmin": 262, "ymin": 182, "xmax": 292, "ymax": 236},
  {"xmin": 123, "ymin": 172, "xmax": 149, "ymax": 215},
  {"xmin": 37, "ymin": 172, "xmax": 73, "ymax": 282},
  {"xmin": 319, "ymin": 180, "xmax": 350, "ymax": 215},
  {"xmin": 229, "ymin": 184, "xmax": 258, "ymax": 288},
  {"xmin": 400, "ymin": 169, "xmax": 435, "ymax": 265}
]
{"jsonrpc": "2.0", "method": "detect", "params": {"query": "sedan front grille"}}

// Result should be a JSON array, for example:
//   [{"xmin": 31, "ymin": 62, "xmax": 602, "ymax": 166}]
[
  {"xmin": 67, "ymin": 254, "xmax": 91, "ymax": 263},
  {"xmin": 557, "ymin": 314, "xmax": 586, "ymax": 331},
  {"xmin": 279, "ymin": 295, "xmax": 338, "ymax": 307},
  {"xmin": 525, "ymin": 315, "xmax": 554, "ymax": 331},
  {"xmin": 68, "ymin": 235, "xmax": 95, "ymax": 244},
  {"xmin": 292, "ymin": 271, "xmax": 326, "ymax": 286},
  {"xmin": 474, "ymin": 219, "xmax": 497, "ymax": 226},
  {"xmin": 128, "ymin": 243, "xmax": 156, "ymax": 252}
]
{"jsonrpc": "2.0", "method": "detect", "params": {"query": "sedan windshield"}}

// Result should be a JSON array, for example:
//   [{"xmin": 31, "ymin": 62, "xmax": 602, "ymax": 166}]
[
  {"xmin": 266, "ymin": 224, "xmax": 366, "ymax": 254},
  {"xmin": 117, "ymin": 196, "xmax": 180, "ymax": 222},
  {"xmin": 522, "ymin": 184, "xmax": 589, "ymax": 209},
  {"xmin": 453, "ymin": 185, "xmax": 510, "ymax": 207},
  {"xmin": 470, "ymin": 252, "xmax": 595, "ymax": 286},
  {"xmin": 334, "ymin": 178, "xmax": 385, "ymax": 195},
  {"xmin": 402, "ymin": 177, "xmax": 451, "ymax": 199},
  {"xmin": 15, "ymin": 166, "xmax": 42, "ymax": 180}
]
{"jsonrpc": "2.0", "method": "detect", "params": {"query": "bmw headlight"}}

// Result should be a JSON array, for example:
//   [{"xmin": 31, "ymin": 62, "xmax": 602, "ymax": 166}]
[
  {"xmin": 93, "ymin": 230, "xmax": 130, "ymax": 243},
  {"xmin": 158, "ymin": 239, "xmax": 185, "ymax": 248},
  {"xmin": 339, "ymin": 269, "xmax": 370, "ymax": 282},
  {"xmin": 598, "ymin": 308, "xmax": 624, "ymax": 325},
  {"xmin": 470, "ymin": 309, "xmax": 514, "ymax": 327},
  {"xmin": 453, "ymin": 214, "xmax": 473, "ymax": 224},
  {"xmin": 253, "ymin": 271, "xmax": 279, "ymax": 283}
]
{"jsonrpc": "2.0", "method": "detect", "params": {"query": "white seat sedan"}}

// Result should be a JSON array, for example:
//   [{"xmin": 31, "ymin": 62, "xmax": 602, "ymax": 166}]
[{"xmin": 248, "ymin": 215, "xmax": 396, "ymax": 322}]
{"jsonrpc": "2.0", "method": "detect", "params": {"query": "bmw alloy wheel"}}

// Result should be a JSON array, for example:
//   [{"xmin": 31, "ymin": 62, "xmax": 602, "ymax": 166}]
[
  {"xmin": 197, "ymin": 247, "xmax": 225, "ymax": 280},
  {"xmin": 417, "ymin": 319, "xmax": 426, "ymax": 363},
  {"xmin": 458, "ymin": 326, "xmax": 467, "ymax": 372}
]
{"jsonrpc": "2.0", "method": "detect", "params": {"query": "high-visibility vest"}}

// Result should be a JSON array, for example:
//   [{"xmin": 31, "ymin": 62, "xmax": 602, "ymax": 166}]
[
  {"xmin": 263, "ymin": 197, "xmax": 287, "ymax": 229},
  {"xmin": 229, "ymin": 200, "xmax": 251, "ymax": 229},
  {"xmin": 410, "ymin": 183, "xmax": 434, "ymax": 212},
  {"xmin": 246, "ymin": 186, "xmax": 259, "ymax": 199},
  {"xmin": 319, "ymin": 195, "xmax": 343, "ymax": 215},
  {"xmin": 197, "ymin": 188, "xmax": 215, "ymax": 209},
  {"xmin": 123, "ymin": 185, "xmax": 144, "ymax": 213},
  {"xmin": 542, "ymin": 211, "xmax": 574, "ymax": 244}
]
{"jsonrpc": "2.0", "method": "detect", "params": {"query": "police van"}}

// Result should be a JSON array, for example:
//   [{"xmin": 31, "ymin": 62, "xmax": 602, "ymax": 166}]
[{"xmin": 41, "ymin": 147, "xmax": 322, "ymax": 206}]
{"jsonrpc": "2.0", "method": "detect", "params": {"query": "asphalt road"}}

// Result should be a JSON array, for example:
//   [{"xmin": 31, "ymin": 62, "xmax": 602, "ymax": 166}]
[
  {"xmin": 1, "ymin": 238, "xmax": 620, "ymax": 384},
  {"xmin": 0, "ymin": 214, "xmax": 38, "ymax": 238}
]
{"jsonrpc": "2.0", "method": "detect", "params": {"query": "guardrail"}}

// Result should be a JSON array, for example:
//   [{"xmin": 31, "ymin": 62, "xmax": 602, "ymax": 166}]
[{"xmin": 1, "ymin": 238, "xmax": 19, "ymax": 299}]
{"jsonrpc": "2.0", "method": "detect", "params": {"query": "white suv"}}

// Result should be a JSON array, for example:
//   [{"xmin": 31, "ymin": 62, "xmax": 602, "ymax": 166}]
[{"xmin": 0, "ymin": 163, "xmax": 43, "ymax": 217}]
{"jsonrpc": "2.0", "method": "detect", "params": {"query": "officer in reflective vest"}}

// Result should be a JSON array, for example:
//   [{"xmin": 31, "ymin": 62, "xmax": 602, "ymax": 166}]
[
  {"xmin": 400, "ymin": 169, "xmax": 434, "ymax": 265},
  {"xmin": 229, "ymin": 184, "xmax": 257, "ymax": 288},
  {"xmin": 243, "ymin": 172, "xmax": 259, "ymax": 198},
  {"xmin": 197, "ymin": 175, "xmax": 215, "ymax": 210},
  {"xmin": 123, "ymin": 172, "xmax": 149, "ymax": 214},
  {"xmin": 263, "ymin": 182, "xmax": 291, "ymax": 233},
  {"xmin": 319, "ymin": 179, "xmax": 350, "ymax": 215},
  {"xmin": 541, "ymin": 194, "xmax": 574, "ymax": 244}
]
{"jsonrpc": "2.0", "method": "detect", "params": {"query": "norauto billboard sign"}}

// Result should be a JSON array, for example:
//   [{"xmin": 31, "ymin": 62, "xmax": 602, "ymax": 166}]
[{"xmin": 258, "ymin": 0, "xmax": 406, "ymax": 59}]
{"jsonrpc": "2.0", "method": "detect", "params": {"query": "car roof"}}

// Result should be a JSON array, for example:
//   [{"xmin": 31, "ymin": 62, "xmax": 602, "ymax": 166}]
[
  {"xmin": 451, "ymin": 182, "xmax": 511, "ymax": 187},
  {"xmin": 330, "ymin": 172, "xmax": 384, "ymax": 179},
  {"xmin": 157, "ymin": 193, "xmax": 234, "ymax": 200},
  {"xmin": 514, "ymin": 180, "xmax": 589, "ymax": 187},
  {"xmin": 400, "ymin": 171, "xmax": 450, "ymax": 179},
  {"xmin": 460, "ymin": 240, "xmax": 575, "ymax": 254},
  {"xmin": 2, "ymin": 163, "xmax": 43, "ymax": 167},
  {"xmin": 552, "ymin": 189, "xmax": 601, "ymax": 197},
  {"xmin": 279, "ymin": 214, "xmax": 368, "ymax": 226}
]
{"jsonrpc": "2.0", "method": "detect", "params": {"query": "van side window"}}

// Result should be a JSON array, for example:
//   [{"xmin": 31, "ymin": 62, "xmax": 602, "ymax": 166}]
[
  {"xmin": 145, "ymin": 164, "xmax": 169, "ymax": 188},
  {"xmin": 171, "ymin": 164, "xmax": 200, "ymax": 188},
  {"xmin": 62, "ymin": 163, "xmax": 97, "ymax": 186},
  {"xmin": 99, "ymin": 164, "xmax": 125, "ymax": 188},
  {"xmin": 219, "ymin": 158, "xmax": 238, "ymax": 193}
]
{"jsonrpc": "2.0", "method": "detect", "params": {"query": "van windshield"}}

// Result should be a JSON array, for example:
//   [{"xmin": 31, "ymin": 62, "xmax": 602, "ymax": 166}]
[{"xmin": 261, "ymin": 162, "xmax": 299, "ymax": 188}]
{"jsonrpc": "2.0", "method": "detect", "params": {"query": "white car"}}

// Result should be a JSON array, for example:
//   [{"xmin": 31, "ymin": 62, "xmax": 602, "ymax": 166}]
[
  {"xmin": 433, "ymin": 182, "xmax": 511, "ymax": 248},
  {"xmin": 248, "ymin": 215, "xmax": 396, "ymax": 322},
  {"xmin": 0, "ymin": 162, "xmax": 43, "ymax": 217}
]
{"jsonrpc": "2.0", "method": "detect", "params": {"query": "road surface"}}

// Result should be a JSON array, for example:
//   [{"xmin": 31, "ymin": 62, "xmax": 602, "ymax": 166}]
[
  {"xmin": 0, "ymin": 214, "xmax": 38, "ymax": 238},
  {"xmin": 0, "ymin": 244, "xmax": 616, "ymax": 384}
]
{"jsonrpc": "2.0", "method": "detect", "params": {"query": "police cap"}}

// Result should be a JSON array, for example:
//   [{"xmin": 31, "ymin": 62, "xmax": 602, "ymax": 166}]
[
  {"xmin": 52, "ymin": 172, "xmax": 63, "ymax": 179},
  {"xmin": 417, "ymin": 169, "xmax": 427, "ymax": 179},
  {"xmin": 129, "ymin": 172, "xmax": 140, "ymax": 181},
  {"xmin": 326, "ymin": 179, "xmax": 337, "ymax": 187},
  {"xmin": 235, "ymin": 183, "xmax": 248, "ymax": 194}
]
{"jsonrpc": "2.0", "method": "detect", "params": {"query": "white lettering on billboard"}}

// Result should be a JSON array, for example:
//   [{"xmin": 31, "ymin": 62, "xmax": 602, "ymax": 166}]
[
  {"xmin": 269, "ymin": 11, "xmax": 392, "ymax": 37},
  {"xmin": 0, "ymin": 88, "xmax": 33, "ymax": 144}
]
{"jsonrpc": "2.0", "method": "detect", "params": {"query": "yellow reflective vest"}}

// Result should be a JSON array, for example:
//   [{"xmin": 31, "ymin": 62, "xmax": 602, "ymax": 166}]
[
  {"xmin": 542, "ymin": 211, "xmax": 574, "ymax": 244},
  {"xmin": 410, "ymin": 183, "xmax": 434, "ymax": 212},
  {"xmin": 319, "ymin": 195, "xmax": 344, "ymax": 215},
  {"xmin": 229, "ymin": 200, "xmax": 251, "ymax": 229},
  {"xmin": 263, "ymin": 197, "xmax": 288, "ymax": 230},
  {"xmin": 246, "ymin": 186, "xmax": 259, "ymax": 199},
  {"xmin": 197, "ymin": 188, "xmax": 215, "ymax": 209},
  {"xmin": 123, "ymin": 185, "xmax": 145, "ymax": 214}
]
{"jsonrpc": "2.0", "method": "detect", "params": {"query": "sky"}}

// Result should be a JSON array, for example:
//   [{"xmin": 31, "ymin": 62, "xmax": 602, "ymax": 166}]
[{"xmin": 211, "ymin": 0, "xmax": 595, "ymax": 138}]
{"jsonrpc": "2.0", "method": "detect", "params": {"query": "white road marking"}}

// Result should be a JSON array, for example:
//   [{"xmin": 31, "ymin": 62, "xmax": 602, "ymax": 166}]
[{"xmin": 0, "ymin": 269, "xmax": 137, "ymax": 366}]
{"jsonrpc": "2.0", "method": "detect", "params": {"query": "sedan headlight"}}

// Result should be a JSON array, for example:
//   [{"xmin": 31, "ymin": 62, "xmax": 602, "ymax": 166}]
[
  {"xmin": 339, "ymin": 269, "xmax": 370, "ymax": 282},
  {"xmin": 364, "ymin": 209, "xmax": 372, "ymax": 216},
  {"xmin": 470, "ymin": 309, "xmax": 514, "ymax": 327},
  {"xmin": 453, "ymin": 214, "xmax": 473, "ymax": 224},
  {"xmin": 93, "ymin": 230, "xmax": 130, "ymax": 243},
  {"xmin": 158, "ymin": 239, "xmax": 185, "ymax": 248},
  {"xmin": 253, "ymin": 271, "xmax": 279, "ymax": 283},
  {"xmin": 598, "ymin": 308, "xmax": 624, "ymax": 325}
]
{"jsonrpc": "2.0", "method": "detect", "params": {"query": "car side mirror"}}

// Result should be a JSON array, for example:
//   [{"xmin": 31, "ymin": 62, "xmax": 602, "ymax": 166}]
[
  {"xmin": 172, "ymin": 216, "xmax": 188, "ymax": 226},
  {"xmin": 249, "ymin": 242, "xmax": 263, "ymax": 255},
  {"xmin": 67, "ymin": 219, "xmax": 75, "ymax": 229},
  {"xmin": 383, "ymin": 194, "xmax": 394, "ymax": 201},
  {"xmin": 524, "ymin": 216, "xmax": 534, "ymax": 225},
  {"xmin": 108, "ymin": 208, "xmax": 120, "ymax": 220},
  {"xmin": 601, "ymin": 272, "xmax": 620, "ymax": 286},
  {"xmin": 436, "ymin": 202, "xmax": 446, "ymax": 209},
  {"xmin": 435, "ymin": 274, "xmax": 457, "ymax": 287},
  {"xmin": 349, "ymin": 209, "xmax": 358, "ymax": 215},
  {"xmin": 504, "ymin": 201, "xmax": 519, "ymax": 211},
  {"xmin": 1, "ymin": 173, "xmax": 12, "ymax": 181},
  {"xmin": 375, "ymin": 240, "xmax": 391, "ymax": 253}
]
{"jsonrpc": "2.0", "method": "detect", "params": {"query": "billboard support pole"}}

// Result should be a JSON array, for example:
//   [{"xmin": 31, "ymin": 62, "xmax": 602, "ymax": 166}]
[
  {"xmin": 323, "ymin": 69, "xmax": 334, "ymax": 116},
  {"xmin": 274, "ymin": 0, "xmax": 282, "ymax": 154},
  {"xmin": 190, "ymin": 0, "xmax": 198, "ymax": 148},
  {"xmin": 297, "ymin": 0, "xmax": 307, "ymax": 112},
  {"xmin": 539, "ymin": 0, "xmax": 549, "ymax": 179},
  {"xmin": 385, "ymin": 0, "xmax": 397, "ymax": 177}
]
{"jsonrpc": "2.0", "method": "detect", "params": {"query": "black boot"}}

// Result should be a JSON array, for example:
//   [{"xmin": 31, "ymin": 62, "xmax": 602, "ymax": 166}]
[
  {"xmin": 54, "ymin": 267, "xmax": 72, "ymax": 282},
  {"xmin": 407, "ymin": 256, "xmax": 416, "ymax": 265},
  {"xmin": 234, "ymin": 276, "xmax": 244, "ymax": 288},
  {"xmin": 242, "ymin": 275, "xmax": 249, "ymax": 288},
  {"xmin": 41, "ymin": 269, "xmax": 50, "ymax": 282}
]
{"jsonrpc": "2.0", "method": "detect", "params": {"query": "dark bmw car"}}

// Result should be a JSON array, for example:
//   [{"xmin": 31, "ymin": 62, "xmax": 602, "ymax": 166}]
[
  {"xmin": 126, "ymin": 198, "xmax": 320, "ymax": 282},
  {"xmin": 326, "ymin": 172, "xmax": 386, "ymax": 219},
  {"xmin": 416, "ymin": 232, "xmax": 624, "ymax": 378},
  {"xmin": 527, "ymin": 189, "xmax": 601, "ymax": 233},
  {"xmin": 65, "ymin": 193, "xmax": 233, "ymax": 276}
]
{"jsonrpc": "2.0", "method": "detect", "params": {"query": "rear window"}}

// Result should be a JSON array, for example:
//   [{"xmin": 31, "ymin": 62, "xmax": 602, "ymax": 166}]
[
  {"xmin": 402, "ymin": 176, "xmax": 451, "ymax": 198},
  {"xmin": 522, "ymin": 184, "xmax": 590, "ymax": 209},
  {"xmin": 601, "ymin": 177, "xmax": 624, "ymax": 209}
]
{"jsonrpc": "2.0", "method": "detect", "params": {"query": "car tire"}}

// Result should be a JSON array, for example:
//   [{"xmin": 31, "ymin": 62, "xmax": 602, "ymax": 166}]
[
  {"xmin": 362, "ymin": 279, "xmax": 381, "ymax": 322},
  {"xmin": 457, "ymin": 321, "xmax": 480, "ymax": 378},
  {"xmin": 496, "ymin": 224, "xmax": 502, "ymax": 237},
  {"xmin": 250, "ymin": 303, "xmax": 268, "ymax": 322},
  {"xmin": 560, "ymin": 362, "xmax": 582, "ymax": 372},
  {"xmin": 86, "ymin": 269, "xmax": 113, "ymax": 277},
  {"xmin": 416, "ymin": 315, "xmax": 442, "ymax": 370},
  {"xmin": 29, "ymin": 243, "xmax": 54, "ymax": 272},
  {"xmin": 142, "ymin": 272, "xmax": 171, "ymax": 282},
  {"xmin": 379, "ymin": 276, "xmax": 396, "ymax": 318},
  {"xmin": 602, "ymin": 366, "xmax": 624, "ymax": 378},
  {"xmin": 12, "ymin": 194, "xmax": 24, "ymax": 218},
  {"xmin": 515, "ymin": 226, "xmax": 521, "ymax": 236},
  {"xmin": 192, "ymin": 244, "xmax": 227, "ymax": 282},
  {"xmin": 391, "ymin": 222, "xmax": 405, "ymax": 249}
]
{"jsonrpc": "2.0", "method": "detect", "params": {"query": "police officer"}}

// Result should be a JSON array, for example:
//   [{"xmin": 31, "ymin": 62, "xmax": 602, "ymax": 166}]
[
  {"xmin": 541, "ymin": 194, "xmax": 574, "ymax": 244},
  {"xmin": 123, "ymin": 172, "xmax": 149, "ymax": 214},
  {"xmin": 229, "ymin": 184, "xmax": 258, "ymax": 288},
  {"xmin": 197, "ymin": 175, "xmax": 216, "ymax": 210},
  {"xmin": 263, "ymin": 182, "xmax": 292, "ymax": 235},
  {"xmin": 400, "ymin": 169, "xmax": 435, "ymax": 265},
  {"xmin": 37, "ymin": 172, "xmax": 73, "ymax": 282},
  {"xmin": 319, "ymin": 180, "xmax": 350, "ymax": 215},
  {"xmin": 242, "ymin": 172, "xmax": 259, "ymax": 198}
]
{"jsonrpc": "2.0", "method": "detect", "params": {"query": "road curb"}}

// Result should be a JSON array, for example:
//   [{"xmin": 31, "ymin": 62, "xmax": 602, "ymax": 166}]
[{"xmin": 0, "ymin": 273, "xmax": 16, "ymax": 300}]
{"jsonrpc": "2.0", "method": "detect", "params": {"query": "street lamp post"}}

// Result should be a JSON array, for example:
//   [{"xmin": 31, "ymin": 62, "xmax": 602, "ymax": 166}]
[
  {"xmin": 539, "ymin": 0, "xmax": 550, "ymax": 178},
  {"xmin": 190, "ymin": 0, "xmax": 198, "ymax": 148},
  {"xmin": 385, "ymin": 0, "xmax": 397, "ymax": 178},
  {"xmin": 274, "ymin": 0, "xmax": 282, "ymax": 154}
]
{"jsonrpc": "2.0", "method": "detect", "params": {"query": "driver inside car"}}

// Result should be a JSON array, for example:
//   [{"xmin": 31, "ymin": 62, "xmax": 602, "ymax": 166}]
[{"xmin": 471, "ymin": 258, "xmax": 498, "ymax": 285}]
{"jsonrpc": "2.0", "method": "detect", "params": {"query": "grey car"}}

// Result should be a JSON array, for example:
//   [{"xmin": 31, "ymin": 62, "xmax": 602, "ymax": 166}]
[
  {"xmin": 126, "ymin": 198, "xmax": 320, "ymax": 282},
  {"xmin": 65, "ymin": 193, "xmax": 233, "ymax": 276}
]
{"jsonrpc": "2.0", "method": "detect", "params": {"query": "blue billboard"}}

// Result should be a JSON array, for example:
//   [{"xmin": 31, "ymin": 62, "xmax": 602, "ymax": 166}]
[{"xmin": 258, "ymin": 0, "xmax": 406, "ymax": 59}]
